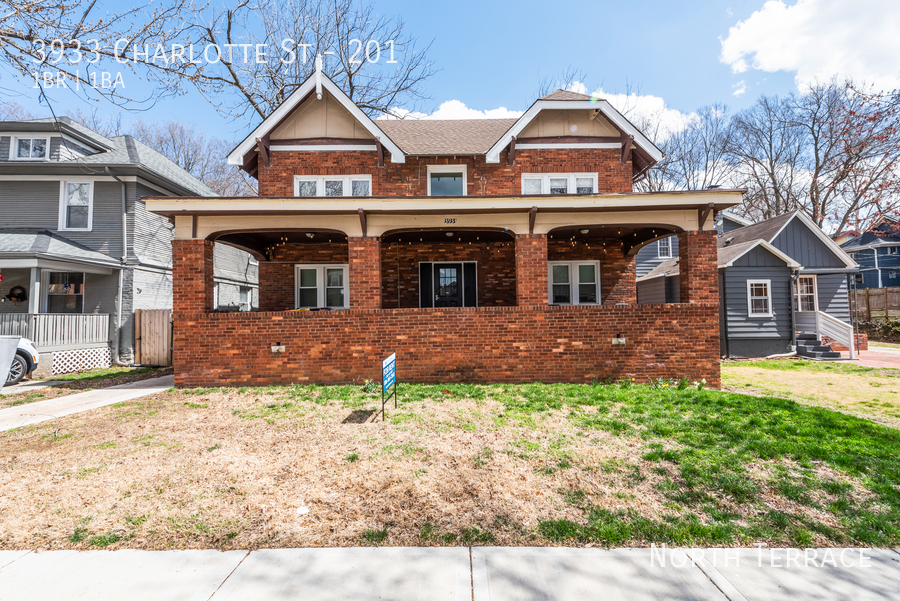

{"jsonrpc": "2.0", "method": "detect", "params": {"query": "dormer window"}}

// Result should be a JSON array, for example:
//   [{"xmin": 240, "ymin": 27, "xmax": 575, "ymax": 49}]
[{"xmin": 13, "ymin": 137, "xmax": 49, "ymax": 160}]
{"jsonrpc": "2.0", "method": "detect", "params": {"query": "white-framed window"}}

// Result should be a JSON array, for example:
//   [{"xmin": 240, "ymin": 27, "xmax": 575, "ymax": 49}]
[
  {"xmin": 294, "ymin": 264, "xmax": 349, "ymax": 309},
  {"xmin": 521, "ymin": 173, "xmax": 598, "ymax": 195},
  {"xmin": 547, "ymin": 261, "xmax": 600, "ymax": 305},
  {"xmin": 293, "ymin": 175, "xmax": 372, "ymax": 197},
  {"xmin": 58, "ymin": 181, "xmax": 93, "ymax": 231},
  {"xmin": 12, "ymin": 136, "xmax": 49, "ymax": 160},
  {"xmin": 657, "ymin": 237, "xmax": 672, "ymax": 259},
  {"xmin": 427, "ymin": 164, "xmax": 467, "ymax": 196},
  {"xmin": 239, "ymin": 286, "xmax": 252, "ymax": 312},
  {"xmin": 44, "ymin": 271, "xmax": 85, "ymax": 314},
  {"xmin": 794, "ymin": 275, "xmax": 817, "ymax": 312},
  {"xmin": 747, "ymin": 279, "xmax": 772, "ymax": 317},
  {"xmin": 888, "ymin": 246, "xmax": 899, "ymax": 255}
]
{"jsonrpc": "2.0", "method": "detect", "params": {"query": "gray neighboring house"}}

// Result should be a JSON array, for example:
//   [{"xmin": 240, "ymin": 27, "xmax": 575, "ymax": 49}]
[
  {"xmin": 840, "ymin": 218, "xmax": 900, "ymax": 289},
  {"xmin": 0, "ymin": 117, "xmax": 257, "ymax": 375},
  {"xmin": 637, "ymin": 211, "xmax": 859, "ymax": 359}
]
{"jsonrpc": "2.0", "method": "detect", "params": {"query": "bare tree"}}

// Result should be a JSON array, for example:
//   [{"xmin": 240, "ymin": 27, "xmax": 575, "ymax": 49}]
[
  {"xmin": 0, "ymin": 100, "xmax": 36, "ymax": 120},
  {"xmin": 535, "ymin": 66, "xmax": 588, "ymax": 99},
  {"xmin": 131, "ymin": 120, "xmax": 256, "ymax": 196}
]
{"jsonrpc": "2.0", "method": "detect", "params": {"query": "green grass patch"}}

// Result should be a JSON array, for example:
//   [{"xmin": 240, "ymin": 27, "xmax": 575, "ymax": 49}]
[
  {"xmin": 49, "ymin": 366, "xmax": 157, "ymax": 383},
  {"xmin": 361, "ymin": 526, "xmax": 389, "ymax": 545}
]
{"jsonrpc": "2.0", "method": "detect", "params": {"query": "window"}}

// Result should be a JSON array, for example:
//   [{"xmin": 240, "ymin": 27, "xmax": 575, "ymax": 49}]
[
  {"xmin": 46, "ymin": 272, "xmax": 84, "ymax": 313},
  {"xmin": 521, "ymin": 173, "xmax": 598, "ymax": 195},
  {"xmin": 239, "ymin": 286, "xmax": 252, "ymax": 312},
  {"xmin": 888, "ymin": 247, "xmax": 899, "ymax": 255},
  {"xmin": 13, "ymin": 137, "xmax": 48, "ymax": 160},
  {"xmin": 854, "ymin": 273, "xmax": 864, "ymax": 286},
  {"xmin": 747, "ymin": 279, "xmax": 772, "ymax": 317},
  {"xmin": 427, "ymin": 165, "xmax": 466, "ymax": 196},
  {"xmin": 794, "ymin": 275, "xmax": 817, "ymax": 312},
  {"xmin": 657, "ymin": 237, "xmax": 672, "ymax": 259},
  {"xmin": 58, "ymin": 181, "xmax": 93, "ymax": 230},
  {"xmin": 547, "ymin": 261, "xmax": 600, "ymax": 305},
  {"xmin": 294, "ymin": 264, "xmax": 349, "ymax": 309},
  {"xmin": 293, "ymin": 175, "xmax": 372, "ymax": 197}
]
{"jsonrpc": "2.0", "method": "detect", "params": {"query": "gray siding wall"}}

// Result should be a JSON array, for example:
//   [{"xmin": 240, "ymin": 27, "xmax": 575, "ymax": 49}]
[
  {"xmin": 772, "ymin": 219, "xmax": 844, "ymax": 268},
  {"xmin": 635, "ymin": 235, "xmax": 679, "ymax": 278},
  {"xmin": 722, "ymin": 265, "xmax": 792, "ymax": 341},
  {"xmin": 49, "ymin": 137, "xmax": 94, "ymax": 161},
  {"xmin": 214, "ymin": 244, "xmax": 259, "ymax": 287},
  {"xmin": 636, "ymin": 277, "xmax": 666, "ymax": 304},
  {"xmin": 817, "ymin": 274, "xmax": 850, "ymax": 323},
  {"xmin": 133, "ymin": 268, "xmax": 172, "ymax": 310},
  {"xmin": 132, "ymin": 183, "xmax": 174, "ymax": 265},
  {"xmin": 0, "ymin": 180, "xmax": 124, "ymax": 258},
  {"xmin": 732, "ymin": 245, "xmax": 787, "ymax": 268},
  {"xmin": 0, "ymin": 136, "xmax": 8, "ymax": 159}
]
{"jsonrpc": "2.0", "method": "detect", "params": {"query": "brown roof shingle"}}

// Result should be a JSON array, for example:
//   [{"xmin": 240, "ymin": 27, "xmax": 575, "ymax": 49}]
[
  {"xmin": 376, "ymin": 119, "xmax": 517, "ymax": 155},
  {"xmin": 539, "ymin": 89, "xmax": 594, "ymax": 101}
]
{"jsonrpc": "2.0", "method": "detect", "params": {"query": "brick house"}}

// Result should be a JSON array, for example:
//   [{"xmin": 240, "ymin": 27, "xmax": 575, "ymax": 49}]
[{"xmin": 146, "ymin": 73, "xmax": 743, "ymax": 388}]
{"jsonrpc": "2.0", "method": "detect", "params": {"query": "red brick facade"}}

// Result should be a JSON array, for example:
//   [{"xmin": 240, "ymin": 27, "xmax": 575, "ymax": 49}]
[
  {"xmin": 257, "ymin": 149, "xmax": 633, "ymax": 197},
  {"xmin": 349, "ymin": 237, "xmax": 381, "ymax": 309},
  {"xmin": 173, "ymin": 304, "xmax": 721, "ymax": 388},
  {"xmin": 172, "ymin": 239, "xmax": 215, "ymax": 313},
  {"xmin": 677, "ymin": 230, "xmax": 719, "ymax": 304},
  {"xmin": 515, "ymin": 234, "xmax": 549, "ymax": 306}
]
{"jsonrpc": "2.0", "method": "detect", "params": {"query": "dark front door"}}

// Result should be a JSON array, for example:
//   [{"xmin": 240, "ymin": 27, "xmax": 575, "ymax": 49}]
[{"xmin": 434, "ymin": 263, "xmax": 463, "ymax": 307}]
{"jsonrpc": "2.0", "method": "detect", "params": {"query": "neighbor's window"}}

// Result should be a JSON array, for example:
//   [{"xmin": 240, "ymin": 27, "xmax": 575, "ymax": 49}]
[
  {"xmin": 59, "ymin": 181, "xmax": 93, "ymax": 230},
  {"xmin": 14, "ymin": 137, "xmax": 48, "ymax": 160},
  {"xmin": 427, "ymin": 165, "xmax": 466, "ymax": 196},
  {"xmin": 521, "ymin": 173, "xmax": 598, "ymax": 195},
  {"xmin": 657, "ymin": 237, "xmax": 672, "ymax": 258},
  {"xmin": 46, "ymin": 272, "xmax": 84, "ymax": 313},
  {"xmin": 293, "ymin": 175, "xmax": 372, "ymax": 197},
  {"xmin": 747, "ymin": 279, "xmax": 772, "ymax": 317},
  {"xmin": 239, "ymin": 286, "xmax": 252, "ymax": 312},
  {"xmin": 295, "ymin": 264, "xmax": 349, "ymax": 309},
  {"xmin": 854, "ymin": 273, "xmax": 864, "ymax": 286},
  {"xmin": 794, "ymin": 276, "xmax": 817, "ymax": 312},
  {"xmin": 548, "ymin": 261, "xmax": 600, "ymax": 305}
]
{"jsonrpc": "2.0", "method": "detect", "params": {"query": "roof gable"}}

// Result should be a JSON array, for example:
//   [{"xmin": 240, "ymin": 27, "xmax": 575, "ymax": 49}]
[
  {"xmin": 377, "ymin": 119, "xmax": 517, "ymax": 155},
  {"xmin": 539, "ymin": 89, "xmax": 593, "ymax": 101}
]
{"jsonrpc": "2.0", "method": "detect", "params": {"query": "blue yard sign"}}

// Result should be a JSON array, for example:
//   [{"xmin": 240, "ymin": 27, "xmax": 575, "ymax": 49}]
[{"xmin": 381, "ymin": 353, "xmax": 397, "ymax": 421}]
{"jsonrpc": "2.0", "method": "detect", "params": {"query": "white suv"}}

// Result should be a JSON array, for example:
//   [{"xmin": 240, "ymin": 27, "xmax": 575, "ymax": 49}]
[{"xmin": 6, "ymin": 338, "xmax": 40, "ymax": 386}]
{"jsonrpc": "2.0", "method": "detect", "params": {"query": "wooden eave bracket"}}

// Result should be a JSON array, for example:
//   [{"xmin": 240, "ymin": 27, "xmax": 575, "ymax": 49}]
[
  {"xmin": 257, "ymin": 133, "xmax": 271, "ymax": 168},
  {"xmin": 508, "ymin": 136, "xmax": 517, "ymax": 167},
  {"xmin": 358, "ymin": 208, "xmax": 367, "ymax": 237},
  {"xmin": 528, "ymin": 206, "xmax": 538, "ymax": 234},
  {"xmin": 375, "ymin": 137, "xmax": 385, "ymax": 168},
  {"xmin": 698, "ymin": 202, "xmax": 715, "ymax": 229},
  {"xmin": 620, "ymin": 133, "xmax": 634, "ymax": 165}
]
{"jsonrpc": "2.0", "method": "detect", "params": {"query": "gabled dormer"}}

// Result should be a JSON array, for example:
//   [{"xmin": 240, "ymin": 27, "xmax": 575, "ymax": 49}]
[{"xmin": 0, "ymin": 117, "xmax": 110, "ymax": 162}]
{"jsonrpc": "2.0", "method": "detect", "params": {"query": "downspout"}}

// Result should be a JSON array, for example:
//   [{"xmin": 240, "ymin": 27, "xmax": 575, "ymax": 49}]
[
  {"xmin": 874, "ymin": 248, "xmax": 881, "ymax": 288},
  {"xmin": 105, "ymin": 166, "xmax": 130, "ymax": 367},
  {"xmin": 789, "ymin": 272, "xmax": 799, "ymax": 351}
]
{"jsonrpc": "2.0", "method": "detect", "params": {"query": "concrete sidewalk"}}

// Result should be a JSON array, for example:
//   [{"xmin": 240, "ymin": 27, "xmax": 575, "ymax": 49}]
[
  {"xmin": 0, "ymin": 379, "xmax": 64, "ymax": 396},
  {"xmin": 0, "ymin": 375, "xmax": 174, "ymax": 432},
  {"xmin": 0, "ymin": 547, "xmax": 897, "ymax": 600}
]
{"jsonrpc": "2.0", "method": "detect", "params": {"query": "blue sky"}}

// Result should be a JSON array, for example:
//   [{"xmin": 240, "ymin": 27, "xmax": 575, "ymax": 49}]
[{"xmin": 6, "ymin": 0, "xmax": 898, "ymax": 142}]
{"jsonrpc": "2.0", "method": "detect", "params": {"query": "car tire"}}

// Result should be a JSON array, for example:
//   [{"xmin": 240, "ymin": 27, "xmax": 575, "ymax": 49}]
[{"xmin": 6, "ymin": 353, "xmax": 27, "ymax": 386}]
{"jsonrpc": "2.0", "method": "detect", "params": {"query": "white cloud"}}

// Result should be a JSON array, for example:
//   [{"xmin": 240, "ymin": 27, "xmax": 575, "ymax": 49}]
[
  {"xmin": 587, "ymin": 86, "xmax": 697, "ymax": 142},
  {"xmin": 732, "ymin": 80, "xmax": 747, "ymax": 96},
  {"xmin": 720, "ymin": 0, "xmax": 900, "ymax": 91},
  {"xmin": 379, "ymin": 100, "xmax": 523, "ymax": 120},
  {"xmin": 567, "ymin": 81, "xmax": 589, "ymax": 95}
]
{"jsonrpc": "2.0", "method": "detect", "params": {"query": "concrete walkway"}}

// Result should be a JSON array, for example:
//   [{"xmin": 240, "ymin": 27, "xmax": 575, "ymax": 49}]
[
  {"xmin": 0, "ymin": 379, "xmax": 64, "ymax": 396},
  {"xmin": 0, "ymin": 375, "xmax": 174, "ymax": 432},
  {"xmin": 0, "ymin": 547, "xmax": 897, "ymax": 600}
]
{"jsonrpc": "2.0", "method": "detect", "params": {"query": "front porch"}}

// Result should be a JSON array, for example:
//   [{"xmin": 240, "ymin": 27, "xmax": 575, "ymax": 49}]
[{"xmin": 154, "ymin": 190, "xmax": 740, "ymax": 388}]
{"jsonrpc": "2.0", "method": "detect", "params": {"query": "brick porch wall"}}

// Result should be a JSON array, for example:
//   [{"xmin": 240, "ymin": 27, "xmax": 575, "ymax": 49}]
[
  {"xmin": 516, "ymin": 234, "xmax": 549, "ymax": 306},
  {"xmin": 678, "ymin": 230, "xmax": 719, "ymax": 303},
  {"xmin": 173, "ymin": 304, "xmax": 721, "ymax": 388}
]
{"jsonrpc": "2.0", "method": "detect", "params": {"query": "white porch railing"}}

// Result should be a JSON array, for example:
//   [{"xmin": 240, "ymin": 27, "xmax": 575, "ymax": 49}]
[
  {"xmin": 0, "ymin": 313, "xmax": 110, "ymax": 352},
  {"xmin": 795, "ymin": 311, "xmax": 856, "ymax": 360}
]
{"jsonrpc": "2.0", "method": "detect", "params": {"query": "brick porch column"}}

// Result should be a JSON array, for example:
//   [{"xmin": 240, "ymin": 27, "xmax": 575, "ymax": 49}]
[
  {"xmin": 677, "ymin": 230, "xmax": 718, "ymax": 303},
  {"xmin": 349, "ymin": 236, "xmax": 382, "ymax": 309},
  {"xmin": 515, "ymin": 234, "xmax": 548, "ymax": 306},
  {"xmin": 172, "ymin": 239, "xmax": 215, "ymax": 313}
]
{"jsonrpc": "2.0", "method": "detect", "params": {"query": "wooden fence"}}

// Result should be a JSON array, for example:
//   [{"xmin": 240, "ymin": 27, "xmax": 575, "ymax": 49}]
[
  {"xmin": 0, "ymin": 313, "xmax": 110, "ymax": 351},
  {"xmin": 135, "ymin": 309, "xmax": 173, "ymax": 366},
  {"xmin": 853, "ymin": 287, "xmax": 900, "ymax": 320}
]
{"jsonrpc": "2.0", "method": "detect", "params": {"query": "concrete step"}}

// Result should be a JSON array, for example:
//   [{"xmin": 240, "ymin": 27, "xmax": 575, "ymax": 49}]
[{"xmin": 797, "ymin": 344, "xmax": 832, "ymax": 353}]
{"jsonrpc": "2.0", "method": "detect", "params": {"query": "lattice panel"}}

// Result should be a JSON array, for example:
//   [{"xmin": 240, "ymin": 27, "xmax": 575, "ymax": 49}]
[{"xmin": 51, "ymin": 347, "xmax": 111, "ymax": 375}]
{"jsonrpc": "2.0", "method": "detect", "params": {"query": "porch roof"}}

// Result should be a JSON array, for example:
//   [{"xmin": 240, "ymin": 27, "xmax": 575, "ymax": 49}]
[{"xmin": 0, "ymin": 230, "xmax": 122, "ymax": 271}]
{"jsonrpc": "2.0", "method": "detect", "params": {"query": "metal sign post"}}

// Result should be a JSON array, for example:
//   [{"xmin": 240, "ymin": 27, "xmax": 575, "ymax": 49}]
[{"xmin": 381, "ymin": 352, "xmax": 397, "ymax": 421}]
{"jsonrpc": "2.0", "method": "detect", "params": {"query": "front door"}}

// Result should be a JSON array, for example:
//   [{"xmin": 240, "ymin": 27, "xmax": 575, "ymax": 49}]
[{"xmin": 434, "ymin": 263, "xmax": 463, "ymax": 307}]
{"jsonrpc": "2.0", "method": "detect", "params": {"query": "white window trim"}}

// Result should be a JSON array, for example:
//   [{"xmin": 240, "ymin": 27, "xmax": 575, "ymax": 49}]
[
  {"xmin": 521, "ymin": 172, "xmax": 598, "ymax": 195},
  {"xmin": 292, "ymin": 175, "xmax": 372, "ymax": 197},
  {"xmin": 747, "ymin": 279, "xmax": 773, "ymax": 318},
  {"xmin": 657, "ymin": 237, "xmax": 672, "ymax": 259},
  {"xmin": 427, "ymin": 164, "xmax": 467, "ymax": 196},
  {"xmin": 57, "ymin": 180, "xmax": 94, "ymax": 231},
  {"xmin": 294, "ymin": 264, "xmax": 350, "ymax": 309},
  {"xmin": 11, "ymin": 135, "xmax": 50, "ymax": 161},
  {"xmin": 794, "ymin": 274, "xmax": 818, "ymax": 313},
  {"xmin": 547, "ymin": 260, "xmax": 601, "ymax": 305}
]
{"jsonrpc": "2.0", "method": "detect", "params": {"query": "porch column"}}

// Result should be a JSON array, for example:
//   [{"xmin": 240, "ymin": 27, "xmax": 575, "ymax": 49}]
[
  {"xmin": 349, "ymin": 237, "xmax": 381, "ymax": 309},
  {"xmin": 28, "ymin": 267, "xmax": 41, "ymax": 314},
  {"xmin": 677, "ymin": 230, "xmax": 718, "ymax": 303},
  {"xmin": 172, "ymin": 239, "xmax": 215, "ymax": 313},
  {"xmin": 515, "ymin": 234, "xmax": 548, "ymax": 306}
]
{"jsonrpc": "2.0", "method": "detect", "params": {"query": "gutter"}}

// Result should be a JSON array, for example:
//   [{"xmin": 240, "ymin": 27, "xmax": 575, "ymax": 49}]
[{"xmin": 105, "ymin": 166, "xmax": 130, "ymax": 367}]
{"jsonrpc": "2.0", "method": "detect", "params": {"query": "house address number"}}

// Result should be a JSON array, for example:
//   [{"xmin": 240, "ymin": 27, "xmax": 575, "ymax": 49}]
[{"xmin": 444, "ymin": 218, "xmax": 457, "ymax": 224}]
